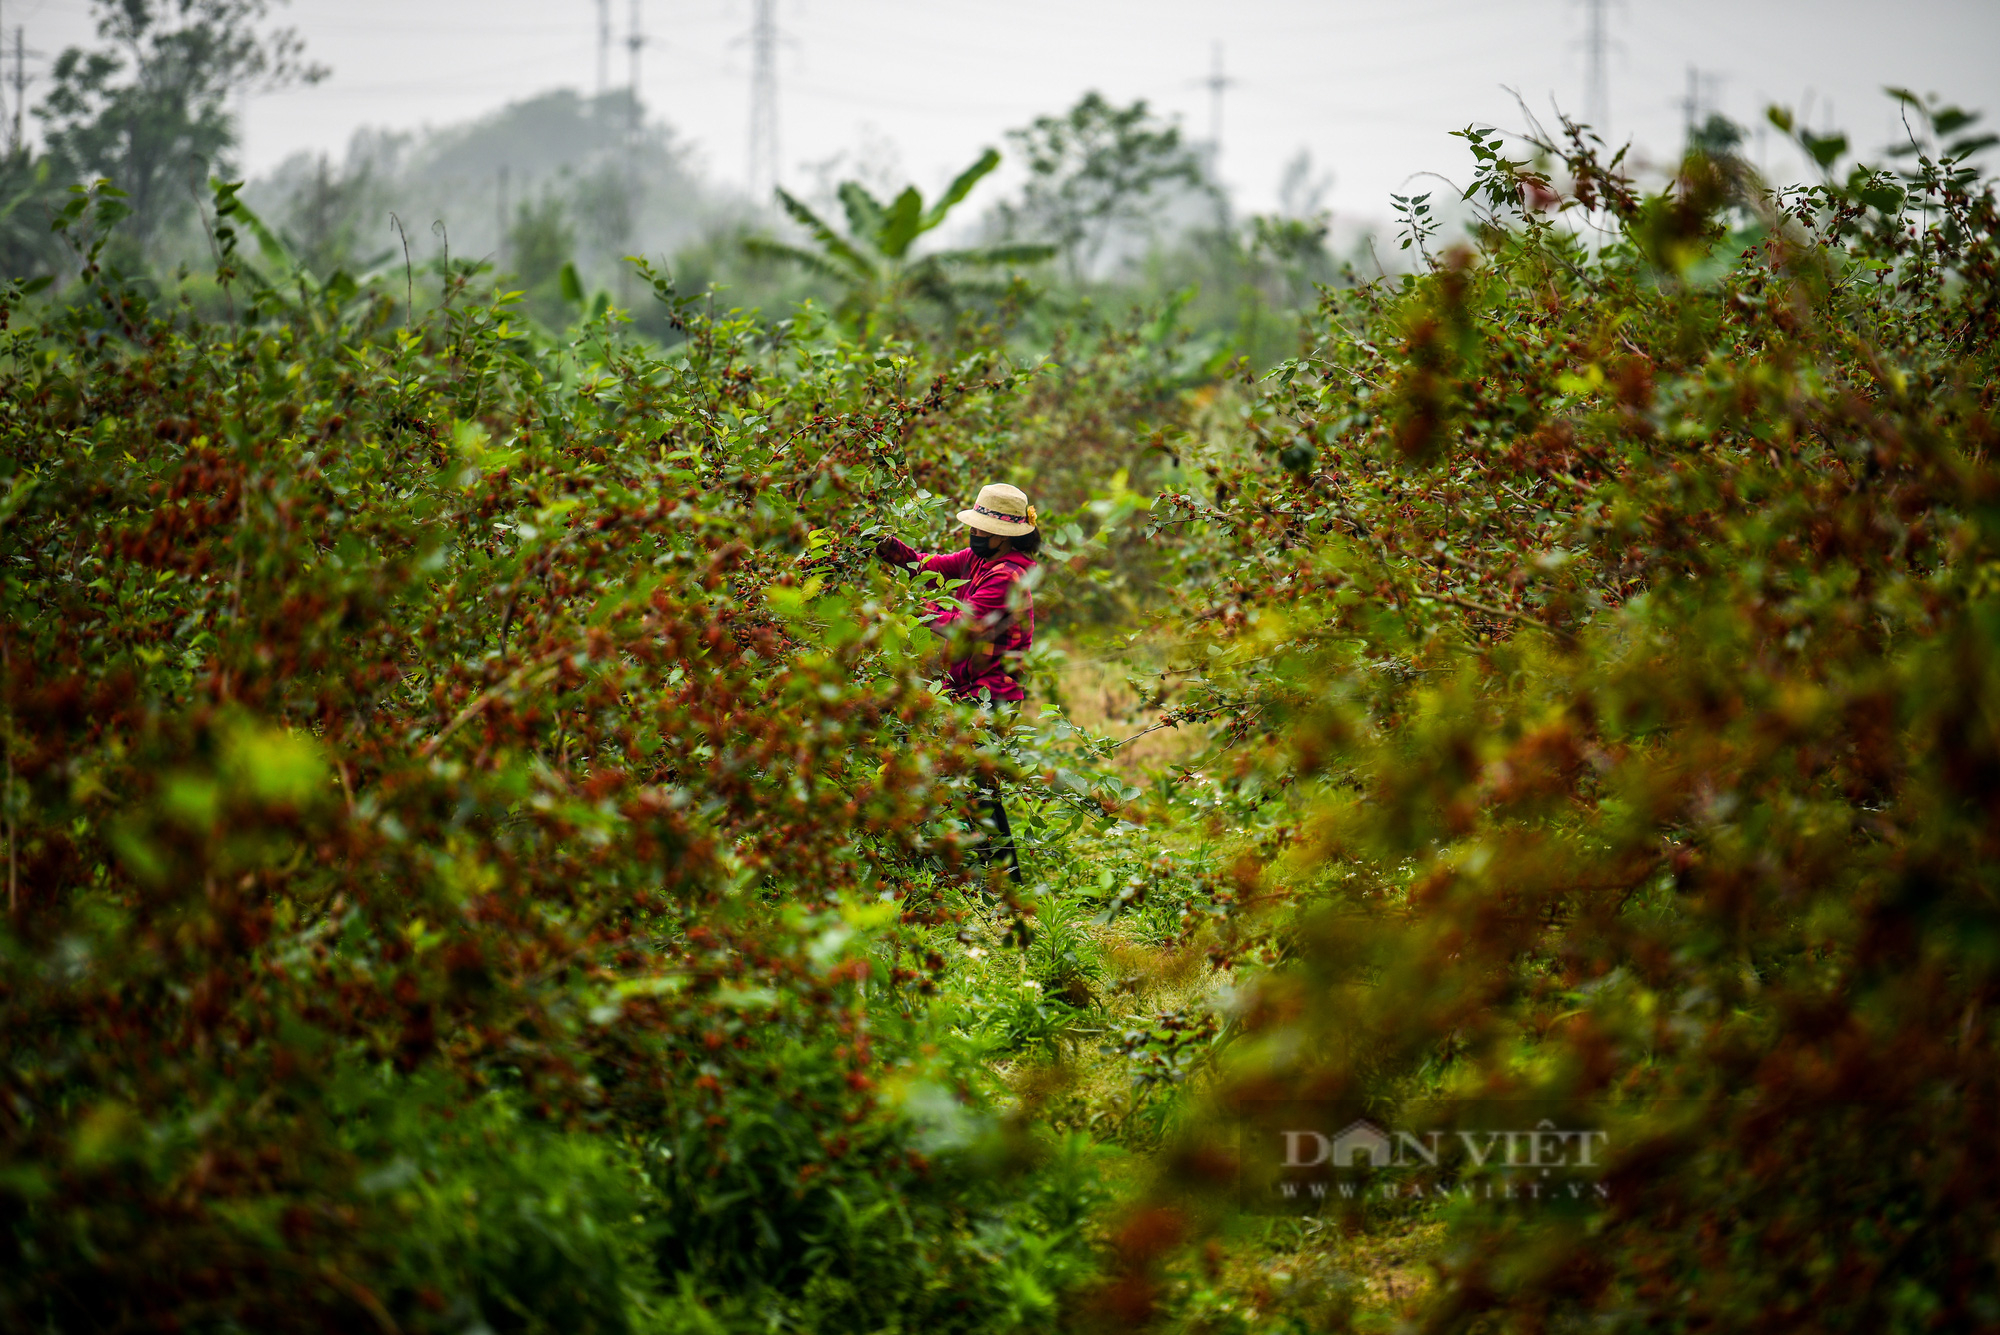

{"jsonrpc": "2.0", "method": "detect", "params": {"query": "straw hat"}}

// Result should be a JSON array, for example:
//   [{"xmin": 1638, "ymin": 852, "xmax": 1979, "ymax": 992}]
[{"xmin": 958, "ymin": 483, "xmax": 1038, "ymax": 536}]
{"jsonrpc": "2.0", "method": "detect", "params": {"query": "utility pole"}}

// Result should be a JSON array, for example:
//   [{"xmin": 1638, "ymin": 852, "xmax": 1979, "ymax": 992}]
[
  {"xmin": 596, "ymin": 0, "xmax": 611, "ymax": 100},
  {"xmin": 747, "ymin": 0, "xmax": 778, "ymax": 205}
]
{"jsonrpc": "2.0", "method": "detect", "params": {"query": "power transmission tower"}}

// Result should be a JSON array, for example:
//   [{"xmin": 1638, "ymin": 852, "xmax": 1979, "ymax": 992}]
[
  {"xmin": 1581, "ymin": 0, "xmax": 1607, "ymax": 133},
  {"xmin": 496, "ymin": 164, "xmax": 510, "ymax": 268},
  {"xmin": 596, "ymin": 0, "xmax": 611, "ymax": 99},
  {"xmin": 747, "ymin": 0, "xmax": 779, "ymax": 205},
  {"xmin": 1571, "ymin": 0, "xmax": 1624, "ymax": 137},
  {"xmin": 626, "ymin": 0, "xmax": 644, "ymax": 135},
  {"xmin": 1200, "ymin": 42, "xmax": 1237, "ymax": 173},
  {"xmin": 9, "ymin": 26, "xmax": 33, "ymax": 156},
  {"xmin": 1677, "ymin": 66, "xmax": 1727, "ymax": 148},
  {"xmin": 620, "ymin": 0, "xmax": 646, "ymax": 299}
]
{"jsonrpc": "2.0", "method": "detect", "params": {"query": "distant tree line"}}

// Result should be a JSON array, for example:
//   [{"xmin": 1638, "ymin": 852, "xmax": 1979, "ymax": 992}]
[{"xmin": 0, "ymin": 0, "xmax": 1359, "ymax": 364}]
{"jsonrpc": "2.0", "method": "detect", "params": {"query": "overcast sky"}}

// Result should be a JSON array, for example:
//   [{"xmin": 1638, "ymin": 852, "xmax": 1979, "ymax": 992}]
[{"xmin": 11, "ymin": 0, "xmax": 2000, "ymax": 224}]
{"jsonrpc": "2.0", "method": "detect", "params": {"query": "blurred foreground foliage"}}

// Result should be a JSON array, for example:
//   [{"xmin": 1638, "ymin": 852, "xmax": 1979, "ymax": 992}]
[{"xmin": 1122, "ymin": 101, "xmax": 2000, "ymax": 1331}]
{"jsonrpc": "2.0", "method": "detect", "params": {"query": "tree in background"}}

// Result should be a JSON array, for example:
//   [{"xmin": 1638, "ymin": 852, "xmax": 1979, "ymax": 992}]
[
  {"xmin": 0, "ymin": 153, "xmax": 67, "ymax": 281},
  {"xmin": 573, "ymin": 163, "xmax": 636, "ymax": 263},
  {"xmin": 506, "ymin": 193, "xmax": 581, "ymax": 324},
  {"xmin": 280, "ymin": 152, "xmax": 383, "ymax": 276},
  {"xmin": 1247, "ymin": 211, "xmax": 1333, "ymax": 309},
  {"xmin": 37, "ymin": 0, "xmax": 324, "ymax": 253},
  {"xmin": 994, "ymin": 92, "xmax": 1216, "ymax": 284},
  {"xmin": 1241, "ymin": 148, "xmax": 1338, "ymax": 310},
  {"xmin": 749, "ymin": 148, "xmax": 1053, "ymax": 336}
]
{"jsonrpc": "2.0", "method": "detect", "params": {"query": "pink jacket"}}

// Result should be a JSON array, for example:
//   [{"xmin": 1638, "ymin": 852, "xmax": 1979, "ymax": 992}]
[{"xmin": 878, "ymin": 538, "xmax": 1037, "ymax": 702}]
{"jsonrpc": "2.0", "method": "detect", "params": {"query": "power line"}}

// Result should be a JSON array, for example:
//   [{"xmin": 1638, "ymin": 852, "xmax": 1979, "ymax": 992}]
[{"xmin": 747, "ymin": 0, "xmax": 778, "ymax": 205}]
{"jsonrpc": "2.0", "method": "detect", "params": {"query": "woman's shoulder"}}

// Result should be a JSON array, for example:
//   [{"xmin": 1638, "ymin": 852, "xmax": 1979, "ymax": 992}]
[
  {"xmin": 985, "ymin": 553, "xmax": 1036, "ymax": 584},
  {"xmin": 996, "ymin": 552, "xmax": 1037, "ymax": 594}
]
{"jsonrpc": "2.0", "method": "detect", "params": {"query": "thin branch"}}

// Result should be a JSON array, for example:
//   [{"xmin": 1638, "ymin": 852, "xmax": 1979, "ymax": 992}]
[
  {"xmin": 1429, "ymin": 592, "xmax": 1545, "ymax": 628},
  {"xmin": 1110, "ymin": 718, "xmax": 1180, "ymax": 750},
  {"xmin": 389, "ymin": 212, "xmax": 413, "ymax": 327},
  {"xmin": 431, "ymin": 218, "xmax": 452, "ymax": 311},
  {"xmin": 418, "ymin": 646, "xmax": 570, "ymax": 759},
  {"xmin": 4, "ymin": 634, "xmax": 13, "ymax": 916},
  {"xmin": 1329, "ymin": 494, "xmax": 1397, "ymax": 573}
]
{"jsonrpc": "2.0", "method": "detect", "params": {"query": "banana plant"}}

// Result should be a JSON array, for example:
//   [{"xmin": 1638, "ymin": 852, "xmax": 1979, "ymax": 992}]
[{"xmin": 747, "ymin": 148, "xmax": 1054, "ymax": 334}]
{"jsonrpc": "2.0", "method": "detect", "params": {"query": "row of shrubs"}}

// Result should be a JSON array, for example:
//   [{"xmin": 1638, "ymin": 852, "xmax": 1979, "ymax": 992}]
[{"xmin": 0, "ymin": 185, "xmax": 1215, "ymax": 1331}]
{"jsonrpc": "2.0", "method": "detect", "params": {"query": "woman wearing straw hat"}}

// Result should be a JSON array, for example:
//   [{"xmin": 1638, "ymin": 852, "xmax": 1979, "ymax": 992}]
[{"xmin": 875, "ymin": 482, "xmax": 1041, "ymax": 882}]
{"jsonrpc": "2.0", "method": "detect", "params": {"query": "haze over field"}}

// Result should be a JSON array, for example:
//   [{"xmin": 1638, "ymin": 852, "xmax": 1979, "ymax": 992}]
[{"xmin": 11, "ymin": 0, "xmax": 2000, "ymax": 218}]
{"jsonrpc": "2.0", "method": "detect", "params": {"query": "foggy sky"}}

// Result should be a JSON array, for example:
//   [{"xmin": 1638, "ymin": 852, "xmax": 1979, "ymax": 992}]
[{"xmin": 12, "ymin": 0, "xmax": 2000, "ymax": 225}]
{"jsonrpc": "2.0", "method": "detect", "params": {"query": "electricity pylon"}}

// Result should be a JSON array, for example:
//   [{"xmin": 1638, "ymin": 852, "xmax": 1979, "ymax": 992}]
[{"xmin": 748, "ymin": 0, "xmax": 779, "ymax": 206}]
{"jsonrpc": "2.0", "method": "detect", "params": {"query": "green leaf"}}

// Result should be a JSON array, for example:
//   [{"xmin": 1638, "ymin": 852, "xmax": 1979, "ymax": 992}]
[
  {"xmin": 0, "ymin": 473, "xmax": 37, "ymax": 531},
  {"xmin": 925, "ymin": 243, "xmax": 1056, "ymax": 268},
  {"xmin": 71, "ymin": 1102, "xmax": 143, "ymax": 1169},
  {"xmin": 921, "ymin": 147, "xmax": 1002, "ymax": 231},
  {"xmin": 1802, "ymin": 132, "xmax": 1848, "ymax": 170},
  {"xmin": 743, "ymin": 237, "xmax": 849, "ymax": 284},
  {"xmin": 838, "ymin": 182, "xmax": 886, "ymax": 244},
  {"xmin": 213, "ymin": 184, "xmax": 304, "ymax": 277},
  {"xmin": 1932, "ymin": 106, "xmax": 1976, "ymax": 136},
  {"xmin": 877, "ymin": 187, "xmax": 925, "ymax": 260},
  {"xmin": 224, "ymin": 721, "xmax": 329, "ymax": 809},
  {"xmin": 558, "ymin": 262, "xmax": 585, "ymax": 305},
  {"xmin": 1854, "ymin": 177, "xmax": 1906, "ymax": 214},
  {"xmin": 774, "ymin": 188, "xmax": 876, "ymax": 280}
]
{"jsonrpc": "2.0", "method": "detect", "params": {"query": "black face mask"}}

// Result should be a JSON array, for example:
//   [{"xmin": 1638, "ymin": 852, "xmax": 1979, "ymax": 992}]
[{"xmin": 969, "ymin": 530, "xmax": 998, "ymax": 557}]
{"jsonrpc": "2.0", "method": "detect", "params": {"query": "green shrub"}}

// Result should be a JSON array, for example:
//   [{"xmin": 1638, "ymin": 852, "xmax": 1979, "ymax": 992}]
[
  {"xmin": 0, "ymin": 184, "xmax": 1158, "ymax": 1332},
  {"xmin": 1126, "ymin": 101, "xmax": 2000, "ymax": 1330}
]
